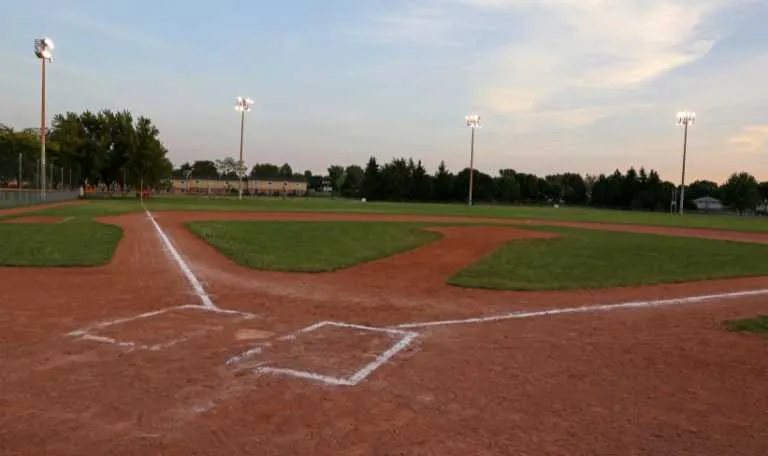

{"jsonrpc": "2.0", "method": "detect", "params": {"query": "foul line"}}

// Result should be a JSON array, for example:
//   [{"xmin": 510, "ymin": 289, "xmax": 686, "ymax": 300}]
[
  {"xmin": 394, "ymin": 288, "xmax": 768, "ymax": 329},
  {"xmin": 144, "ymin": 209, "xmax": 216, "ymax": 309}
]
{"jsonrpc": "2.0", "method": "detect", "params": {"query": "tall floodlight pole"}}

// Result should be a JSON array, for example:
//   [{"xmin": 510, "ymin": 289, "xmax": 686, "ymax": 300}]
[
  {"xmin": 34, "ymin": 37, "xmax": 54, "ymax": 201},
  {"xmin": 465, "ymin": 114, "xmax": 481, "ymax": 206},
  {"xmin": 234, "ymin": 96, "xmax": 254, "ymax": 200},
  {"xmin": 676, "ymin": 111, "xmax": 696, "ymax": 215}
]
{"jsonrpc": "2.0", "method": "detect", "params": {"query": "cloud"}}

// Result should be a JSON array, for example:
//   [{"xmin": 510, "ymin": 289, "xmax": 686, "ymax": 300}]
[
  {"xmin": 347, "ymin": 4, "xmax": 459, "ymax": 46},
  {"xmin": 356, "ymin": 0, "xmax": 747, "ymax": 129},
  {"xmin": 53, "ymin": 9, "xmax": 166, "ymax": 50},
  {"xmin": 729, "ymin": 125, "xmax": 768, "ymax": 153},
  {"xmin": 471, "ymin": 1, "xmax": 740, "ymax": 124}
]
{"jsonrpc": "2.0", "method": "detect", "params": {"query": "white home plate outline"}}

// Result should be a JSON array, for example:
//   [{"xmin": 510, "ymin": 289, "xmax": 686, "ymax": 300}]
[
  {"xmin": 229, "ymin": 321, "xmax": 419, "ymax": 387},
  {"xmin": 67, "ymin": 304, "xmax": 257, "ymax": 351}
]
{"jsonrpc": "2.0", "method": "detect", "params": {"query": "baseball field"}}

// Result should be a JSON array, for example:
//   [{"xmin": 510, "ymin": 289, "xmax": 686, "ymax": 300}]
[{"xmin": 1, "ymin": 197, "xmax": 767, "ymax": 455}]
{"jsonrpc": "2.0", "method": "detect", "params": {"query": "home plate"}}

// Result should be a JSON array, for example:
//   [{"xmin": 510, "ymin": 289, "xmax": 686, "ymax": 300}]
[{"xmin": 228, "ymin": 321, "xmax": 419, "ymax": 387}]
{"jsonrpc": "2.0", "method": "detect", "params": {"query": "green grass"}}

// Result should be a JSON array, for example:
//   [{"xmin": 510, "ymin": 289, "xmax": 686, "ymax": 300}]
[
  {"xmin": 449, "ymin": 226, "xmax": 768, "ymax": 291},
  {"xmin": 186, "ymin": 220, "xmax": 442, "ymax": 272},
  {"xmin": 0, "ymin": 218, "xmax": 123, "ymax": 267},
  {"xmin": 31, "ymin": 199, "xmax": 143, "ymax": 217},
  {"xmin": 19, "ymin": 196, "xmax": 768, "ymax": 233},
  {"xmin": 723, "ymin": 315, "xmax": 768, "ymax": 334}
]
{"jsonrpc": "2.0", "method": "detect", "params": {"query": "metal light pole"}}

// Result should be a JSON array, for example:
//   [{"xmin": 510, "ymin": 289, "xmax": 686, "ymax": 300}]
[
  {"xmin": 234, "ymin": 96, "xmax": 254, "ymax": 200},
  {"xmin": 34, "ymin": 37, "xmax": 54, "ymax": 201},
  {"xmin": 676, "ymin": 111, "xmax": 696, "ymax": 215},
  {"xmin": 465, "ymin": 114, "xmax": 481, "ymax": 206}
]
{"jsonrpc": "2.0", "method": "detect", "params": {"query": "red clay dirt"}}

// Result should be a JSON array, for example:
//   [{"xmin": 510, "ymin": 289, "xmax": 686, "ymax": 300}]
[
  {"xmin": 1, "ymin": 215, "xmax": 64, "ymax": 224},
  {"xmin": 1, "ymin": 210, "xmax": 767, "ymax": 455}
]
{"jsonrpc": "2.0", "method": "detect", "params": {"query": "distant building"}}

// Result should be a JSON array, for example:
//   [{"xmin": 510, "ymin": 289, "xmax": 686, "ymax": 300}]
[
  {"xmin": 169, "ymin": 177, "xmax": 307, "ymax": 196},
  {"xmin": 692, "ymin": 196, "xmax": 724, "ymax": 211}
]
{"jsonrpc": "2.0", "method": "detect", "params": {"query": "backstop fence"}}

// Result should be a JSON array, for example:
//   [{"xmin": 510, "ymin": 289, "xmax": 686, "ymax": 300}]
[{"xmin": 0, "ymin": 189, "xmax": 81, "ymax": 209}]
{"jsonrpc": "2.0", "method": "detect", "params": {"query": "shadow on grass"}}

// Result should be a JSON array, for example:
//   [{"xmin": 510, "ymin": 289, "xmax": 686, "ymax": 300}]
[{"xmin": 723, "ymin": 315, "xmax": 768, "ymax": 334}]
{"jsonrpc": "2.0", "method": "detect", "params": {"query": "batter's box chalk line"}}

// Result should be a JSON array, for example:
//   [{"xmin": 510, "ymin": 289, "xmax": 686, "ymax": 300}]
[
  {"xmin": 67, "ymin": 304, "xmax": 257, "ymax": 352},
  {"xmin": 228, "ymin": 321, "xmax": 419, "ymax": 387}
]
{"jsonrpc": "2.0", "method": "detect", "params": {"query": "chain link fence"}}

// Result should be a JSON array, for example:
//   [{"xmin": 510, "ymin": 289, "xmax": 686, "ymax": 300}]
[{"xmin": 0, "ymin": 189, "xmax": 80, "ymax": 209}]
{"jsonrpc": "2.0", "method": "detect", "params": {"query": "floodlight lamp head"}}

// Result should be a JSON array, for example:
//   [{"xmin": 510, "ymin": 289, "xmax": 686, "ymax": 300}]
[
  {"xmin": 235, "ymin": 96, "xmax": 254, "ymax": 112},
  {"xmin": 34, "ymin": 37, "xmax": 54, "ymax": 61},
  {"xmin": 676, "ymin": 111, "xmax": 696, "ymax": 126},
  {"xmin": 465, "ymin": 114, "xmax": 481, "ymax": 128}
]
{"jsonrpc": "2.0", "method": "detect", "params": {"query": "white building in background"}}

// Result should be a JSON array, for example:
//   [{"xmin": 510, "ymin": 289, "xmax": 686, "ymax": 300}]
[{"xmin": 693, "ymin": 196, "xmax": 724, "ymax": 211}]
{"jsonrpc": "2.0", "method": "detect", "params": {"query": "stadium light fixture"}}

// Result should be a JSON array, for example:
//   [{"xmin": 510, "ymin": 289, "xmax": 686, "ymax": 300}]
[
  {"xmin": 234, "ymin": 96, "xmax": 254, "ymax": 200},
  {"xmin": 465, "ymin": 114, "xmax": 481, "ymax": 207},
  {"xmin": 34, "ymin": 37, "xmax": 54, "ymax": 200},
  {"xmin": 676, "ymin": 111, "xmax": 696, "ymax": 215}
]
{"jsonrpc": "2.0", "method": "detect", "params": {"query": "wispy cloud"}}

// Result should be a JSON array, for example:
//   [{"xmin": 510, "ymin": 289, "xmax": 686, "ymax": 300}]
[
  {"xmin": 470, "ymin": 0, "xmax": 740, "ymax": 125},
  {"xmin": 355, "ymin": 0, "xmax": 747, "ymax": 129},
  {"xmin": 347, "ymin": 4, "xmax": 461, "ymax": 46},
  {"xmin": 53, "ymin": 9, "xmax": 167, "ymax": 50},
  {"xmin": 729, "ymin": 125, "xmax": 768, "ymax": 153}
]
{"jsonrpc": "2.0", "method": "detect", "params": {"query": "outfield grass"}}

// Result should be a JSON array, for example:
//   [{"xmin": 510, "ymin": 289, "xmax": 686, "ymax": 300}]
[
  {"xmin": 23, "ymin": 196, "xmax": 768, "ymax": 233},
  {"xmin": 32, "ymin": 199, "xmax": 143, "ymax": 217},
  {"xmin": 449, "ymin": 226, "xmax": 768, "ymax": 291},
  {"xmin": 0, "ymin": 219, "xmax": 123, "ymax": 267},
  {"xmin": 723, "ymin": 315, "xmax": 768, "ymax": 334},
  {"xmin": 187, "ymin": 220, "xmax": 441, "ymax": 272}
]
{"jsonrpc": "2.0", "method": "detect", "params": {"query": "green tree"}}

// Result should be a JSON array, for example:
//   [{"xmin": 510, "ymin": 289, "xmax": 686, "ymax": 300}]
[
  {"xmin": 496, "ymin": 173, "xmax": 521, "ymax": 203},
  {"xmin": 327, "ymin": 165, "xmax": 345, "ymax": 192},
  {"xmin": 412, "ymin": 160, "xmax": 433, "ymax": 201},
  {"xmin": 0, "ymin": 126, "xmax": 40, "ymax": 187},
  {"xmin": 340, "ymin": 165, "xmax": 364, "ymax": 197},
  {"xmin": 687, "ymin": 180, "xmax": 719, "ymax": 200},
  {"xmin": 278, "ymin": 163, "xmax": 293, "ymax": 178},
  {"xmin": 191, "ymin": 160, "xmax": 218, "ymax": 179},
  {"xmin": 757, "ymin": 181, "xmax": 768, "ymax": 202},
  {"xmin": 128, "ymin": 116, "xmax": 170, "ymax": 189},
  {"xmin": 361, "ymin": 156, "xmax": 381, "ymax": 200},
  {"xmin": 433, "ymin": 161, "xmax": 454, "ymax": 201},
  {"xmin": 722, "ymin": 172, "xmax": 761, "ymax": 213}
]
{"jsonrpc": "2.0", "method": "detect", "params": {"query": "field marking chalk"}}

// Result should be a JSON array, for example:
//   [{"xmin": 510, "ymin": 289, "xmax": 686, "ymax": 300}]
[
  {"xmin": 144, "ymin": 209, "xmax": 216, "ymax": 310},
  {"xmin": 257, "ymin": 367, "xmax": 356, "ymax": 386},
  {"xmin": 394, "ymin": 288, "xmax": 768, "ymax": 329},
  {"xmin": 231, "ymin": 321, "xmax": 418, "ymax": 387},
  {"xmin": 347, "ymin": 331, "xmax": 418, "ymax": 385},
  {"xmin": 67, "ymin": 304, "xmax": 256, "ymax": 352}
]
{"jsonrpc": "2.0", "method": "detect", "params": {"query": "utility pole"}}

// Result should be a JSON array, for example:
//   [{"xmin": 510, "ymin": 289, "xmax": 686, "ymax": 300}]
[
  {"xmin": 465, "ymin": 114, "xmax": 481, "ymax": 206},
  {"xmin": 234, "ymin": 96, "xmax": 254, "ymax": 200},
  {"xmin": 34, "ymin": 37, "xmax": 54, "ymax": 201},
  {"xmin": 676, "ymin": 111, "xmax": 696, "ymax": 215}
]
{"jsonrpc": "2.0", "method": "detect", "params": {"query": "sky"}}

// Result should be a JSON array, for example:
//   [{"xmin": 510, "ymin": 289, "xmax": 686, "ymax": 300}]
[{"xmin": 1, "ymin": 0, "xmax": 767, "ymax": 183}]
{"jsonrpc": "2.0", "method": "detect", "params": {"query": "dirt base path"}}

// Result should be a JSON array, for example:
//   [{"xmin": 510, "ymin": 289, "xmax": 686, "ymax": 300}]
[{"xmin": 1, "ymin": 210, "xmax": 767, "ymax": 455}]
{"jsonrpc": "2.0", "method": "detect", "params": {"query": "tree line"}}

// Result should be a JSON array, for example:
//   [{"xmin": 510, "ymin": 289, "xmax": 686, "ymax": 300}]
[
  {"xmin": 6, "ymin": 110, "xmax": 762, "ymax": 213},
  {"xmin": 173, "ymin": 156, "xmax": 768, "ymax": 213},
  {"xmin": 0, "ymin": 110, "xmax": 171, "ymax": 190}
]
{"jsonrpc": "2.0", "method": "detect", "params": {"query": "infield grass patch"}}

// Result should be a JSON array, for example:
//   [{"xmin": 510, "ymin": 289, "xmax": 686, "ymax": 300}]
[
  {"xmin": 723, "ymin": 315, "xmax": 768, "ymax": 334},
  {"xmin": 0, "ymin": 218, "xmax": 123, "ymax": 267},
  {"xmin": 449, "ymin": 225, "xmax": 768, "ymax": 291},
  {"xmin": 187, "ymin": 220, "xmax": 441, "ymax": 272}
]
